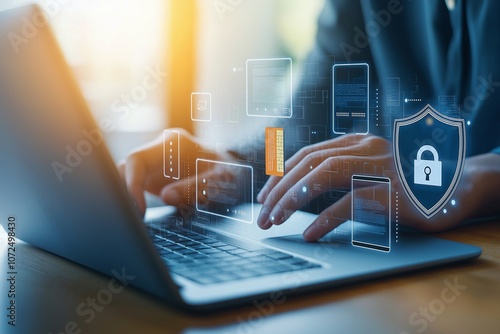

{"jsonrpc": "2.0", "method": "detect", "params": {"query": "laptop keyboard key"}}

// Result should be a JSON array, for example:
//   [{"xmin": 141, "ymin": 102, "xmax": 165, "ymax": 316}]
[
  {"xmin": 227, "ymin": 248, "xmax": 248, "ymax": 255},
  {"xmin": 280, "ymin": 257, "xmax": 309, "ymax": 266},
  {"xmin": 265, "ymin": 251, "xmax": 294, "ymax": 260}
]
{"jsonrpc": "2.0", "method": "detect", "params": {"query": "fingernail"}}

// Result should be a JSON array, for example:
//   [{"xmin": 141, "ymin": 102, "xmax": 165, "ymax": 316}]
[
  {"xmin": 303, "ymin": 225, "xmax": 318, "ymax": 242},
  {"xmin": 269, "ymin": 206, "xmax": 284, "ymax": 225},
  {"xmin": 257, "ymin": 206, "xmax": 272, "ymax": 229}
]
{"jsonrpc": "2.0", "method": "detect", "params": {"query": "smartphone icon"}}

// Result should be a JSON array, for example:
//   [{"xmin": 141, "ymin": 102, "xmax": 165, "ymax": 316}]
[
  {"xmin": 333, "ymin": 63, "xmax": 369, "ymax": 135},
  {"xmin": 351, "ymin": 175, "xmax": 391, "ymax": 252}
]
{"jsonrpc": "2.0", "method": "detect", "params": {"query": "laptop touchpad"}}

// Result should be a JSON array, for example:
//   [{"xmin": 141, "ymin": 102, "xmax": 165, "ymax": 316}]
[{"xmin": 262, "ymin": 234, "xmax": 347, "ymax": 257}]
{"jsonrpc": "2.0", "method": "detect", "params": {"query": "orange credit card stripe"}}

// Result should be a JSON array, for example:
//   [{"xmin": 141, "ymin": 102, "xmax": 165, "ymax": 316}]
[{"xmin": 265, "ymin": 127, "xmax": 284, "ymax": 177}]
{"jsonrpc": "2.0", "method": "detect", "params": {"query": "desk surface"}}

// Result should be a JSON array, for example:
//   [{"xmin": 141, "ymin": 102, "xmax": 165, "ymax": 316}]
[{"xmin": 1, "ymin": 220, "xmax": 499, "ymax": 334}]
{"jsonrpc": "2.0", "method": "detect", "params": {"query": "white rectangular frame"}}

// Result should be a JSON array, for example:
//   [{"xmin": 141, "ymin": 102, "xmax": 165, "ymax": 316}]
[
  {"xmin": 196, "ymin": 159, "xmax": 254, "ymax": 224},
  {"xmin": 332, "ymin": 63, "xmax": 370, "ymax": 135},
  {"xmin": 163, "ymin": 129, "xmax": 180, "ymax": 180},
  {"xmin": 246, "ymin": 58, "xmax": 293, "ymax": 118},
  {"xmin": 351, "ymin": 174, "xmax": 391, "ymax": 252}
]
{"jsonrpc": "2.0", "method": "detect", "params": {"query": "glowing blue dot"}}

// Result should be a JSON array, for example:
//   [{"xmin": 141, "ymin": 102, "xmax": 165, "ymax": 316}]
[
  {"xmin": 302, "ymin": 186, "xmax": 307, "ymax": 193},
  {"xmin": 467, "ymin": 120, "xmax": 471, "ymax": 126},
  {"xmin": 451, "ymin": 200, "xmax": 456, "ymax": 206},
  {"xmin": 405, "ymin": 98, "xmax": 408, "ymax": 103},
  {"xmin": 443, "ymin": 209, "xmax": 448, "ymax": 214}
]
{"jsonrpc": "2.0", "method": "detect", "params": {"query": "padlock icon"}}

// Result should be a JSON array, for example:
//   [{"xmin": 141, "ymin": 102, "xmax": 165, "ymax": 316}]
[{"xmin": 414, "ymin": 145, "xmax": 442, "ymax": 187}]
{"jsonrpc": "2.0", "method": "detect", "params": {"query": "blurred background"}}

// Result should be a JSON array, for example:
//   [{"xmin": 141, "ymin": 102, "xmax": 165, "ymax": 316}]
[{"xmin": 0, "ymin": 0, "xmax": 324, "ymax": 160}]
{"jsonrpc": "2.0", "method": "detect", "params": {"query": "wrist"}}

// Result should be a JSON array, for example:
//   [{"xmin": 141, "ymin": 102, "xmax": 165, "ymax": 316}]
[{"xmin": 462, "ymin": 153, "xmax": 500, "ymax": 218}]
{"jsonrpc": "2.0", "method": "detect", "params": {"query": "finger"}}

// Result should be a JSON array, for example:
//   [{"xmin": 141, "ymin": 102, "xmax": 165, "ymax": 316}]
[
  {"xmin": 160, "ymin": 177, "xmax": 192, "ymax": 206},
  {"xmin": 284, "ymin": 134, "xmax": 366, "ymax": 170},
  {"xmin": 143, "ymin": 171, "xmax": 172, "ymax": 196},
  {"xmin": 263, "ymin": 155, "xmax": 355, "ymax": 227},
  {"xmin": 257, "ymin": 135, "xmax": 360, "ymax": 203},
  {"xmin": 257, "ymin": 152, "xmax": 342, "ymax": 228},
  {"xmin": 257, "ymin": 137, "xmax": 373, "ymax": 203},
  {"xmin": 257, "ymin": 175, "xmax": 280, "ymax": 203},
  {"xmin": 303, "ymin": 192, "xmax": 352, "ymax": 242},
  {"xmin": 160, "ymin": 167, "xmax": 217, "ymax": 207},
  {"xmin": 258, "ymin": 147, "xmax": 352, "ymax": 205}
]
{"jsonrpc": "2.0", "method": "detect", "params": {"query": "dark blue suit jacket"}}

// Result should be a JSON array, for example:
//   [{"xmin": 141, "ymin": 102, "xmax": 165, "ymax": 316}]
[{"xmin": 302, "ymin": 0, "xmax": 500, "ymax": 156}]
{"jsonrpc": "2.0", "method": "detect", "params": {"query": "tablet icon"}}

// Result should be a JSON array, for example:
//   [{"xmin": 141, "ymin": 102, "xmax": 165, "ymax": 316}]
[{"xmin": 414, "ymin": 145, "xmax": 442, "ymax": 187}]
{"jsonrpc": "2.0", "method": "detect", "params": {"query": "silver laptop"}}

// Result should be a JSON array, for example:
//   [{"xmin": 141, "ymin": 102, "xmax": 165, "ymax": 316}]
[{"xmin": 0, "ymin": 4, "xmax": 480, "ymax": 312}]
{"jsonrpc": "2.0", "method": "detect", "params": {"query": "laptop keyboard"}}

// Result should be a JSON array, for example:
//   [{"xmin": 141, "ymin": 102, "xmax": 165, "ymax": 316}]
[{"xmin": 148, "ymin": 226, "xmax": 321, "ymax": 285}]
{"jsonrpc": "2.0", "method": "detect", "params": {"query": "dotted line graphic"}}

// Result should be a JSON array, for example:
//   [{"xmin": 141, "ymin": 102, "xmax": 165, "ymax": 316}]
[
  {"xmin": 395, "ymin": 191, "xmax": 399, "ymax": 243},
  {"xmin": 187, "ymin": 155, "xmax": 191, "ymax": 206}
]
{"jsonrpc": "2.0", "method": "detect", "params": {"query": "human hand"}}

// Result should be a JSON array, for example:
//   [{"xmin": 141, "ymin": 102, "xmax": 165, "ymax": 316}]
[
  {"xmin": 256, "ymin": 134, "xmax": 393, "ymax": 240},
  {"xmin": 256, "ymin": 134, "xmax": 499, "ymax": 241},
  {"xmin": 118, "ymin": 128, "xmax": 232, "ymax": 216}
]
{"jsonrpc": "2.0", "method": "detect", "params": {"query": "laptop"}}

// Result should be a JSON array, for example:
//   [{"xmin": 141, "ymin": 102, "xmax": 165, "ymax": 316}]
[{"xmin": 0, "ymin": 4, "xmax": 481, "ymax": 312}]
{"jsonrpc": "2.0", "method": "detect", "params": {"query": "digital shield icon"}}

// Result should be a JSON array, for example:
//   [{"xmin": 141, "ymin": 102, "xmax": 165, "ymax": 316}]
[{"xmin": 393, "ymin": 104, "xmax": 466, "ymax": 219}]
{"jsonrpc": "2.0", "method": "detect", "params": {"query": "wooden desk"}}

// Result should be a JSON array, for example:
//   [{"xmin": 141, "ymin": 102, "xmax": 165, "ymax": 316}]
[{"xmin": 1, "ymin": 221, "xmax": 499, "ymax": 334}]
